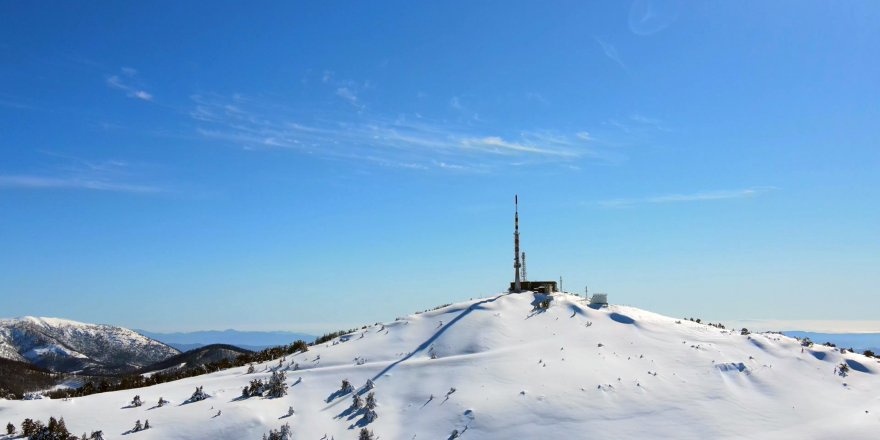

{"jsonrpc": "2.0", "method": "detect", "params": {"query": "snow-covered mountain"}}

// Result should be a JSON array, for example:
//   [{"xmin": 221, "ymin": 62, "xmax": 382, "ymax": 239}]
[
  {"xmin": 1, "ymin": 292, "xmax": 879, "ymax": 439},
  {"xmin": 0, "ymin": 317, "xmax": 180, "ymax": 375}
]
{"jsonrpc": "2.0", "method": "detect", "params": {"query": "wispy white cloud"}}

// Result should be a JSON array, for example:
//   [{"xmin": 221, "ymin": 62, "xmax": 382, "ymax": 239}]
[
  {"xmin": 106, "ymin": 67, "xmax": 153, "ymax": 102},
  {"xmin": 335, "ymin": 87, "xmax": 363, "ymax": 109},
  {"xmin": 0, "ymin": 153, "xmax": 162, "ymax": 193},
  {"xmin": 525, "ymin": 92, "xmax": 549, "ymax": 105},
  {"xmin": 189, "ymin": 94, "xmax": 600, "ymax": 172},
  {"xmin": 599, "ymin": 187, "xmax": 775, "ymax": 208},
  {"xmin": 0, "ymin": 175, "xmax": 159, "ymax": 193},
  {"xmin": 595, "ymin": 37, "xmax": 627, "ymax": 71},
  {"xmin": 449, "ymin": 96, "xmax": 463, "ymax": 110}
]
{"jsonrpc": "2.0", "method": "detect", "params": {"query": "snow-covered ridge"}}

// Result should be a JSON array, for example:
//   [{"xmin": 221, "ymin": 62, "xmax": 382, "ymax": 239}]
[
  {"xmin": 1, "ymin": 292, "xmax": 879, "ymax": 439},
  {"xmin": 0, "ymin": 316, "xmax": 180, "ymax": 375}
]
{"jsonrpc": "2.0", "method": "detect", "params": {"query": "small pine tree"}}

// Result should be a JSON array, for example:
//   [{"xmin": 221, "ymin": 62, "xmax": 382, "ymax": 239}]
[
  {"xmin": 21, "ymin": 418, "xmax": 35, "ymax": 436},
  {"xmin": 133, "ymin": 420, "xmax": 142, "ymax": 432},
  {"xmin": 865, "ymin": 350, "xmax": 876, "ymax": 358},
  {"xmin": 365, "ymin": 391, "xmax": 376, "ymax": 410},
  {"xmin": 158, "ymin": 397, "xmax": 168, "ymax": 407},
  {"xmin": 358, "ymin": 427, "xmax": 375, "ymax": 440},
  {"xmin": 287, "ymin": 406, "xmax": 295, "ymax": 417},
  {"xmin": 364, "ymin": 379, "xmax": 375, "ymax": 390},
  {"xmin": 189, "ymin": 385, "xmax": 209, "ymax": 402},
  {"xmin": 6, "ymin": 422, "xmax": 15, "ymax": 435},
  {"xmin": 341, "ymin": 379, "xmax": 353, "ymax": 393},
  {"xmin": 91, "ymin": 430, "xmax": 105, "ymax": 440},
  {"xmin": 266, "ymin": 370, "xmax": 288, "ymax": 398},
  {"xmin": 247, "ymin": 363, "xmax": 256, "ymax": 374},
  {"xmin": 131, "ymin": 395, "xmax": 142, "ymax": 407},
  {"xmin": 144, "ymin": 420, "xmax": 150, "ymax": 430},
  {"xmin": 364, "ymin": 408, "xmax": 377, "ymax": 423},
  {"xmin": 352, "ymin": 393, "xmax": 364, "ymax": 409}
]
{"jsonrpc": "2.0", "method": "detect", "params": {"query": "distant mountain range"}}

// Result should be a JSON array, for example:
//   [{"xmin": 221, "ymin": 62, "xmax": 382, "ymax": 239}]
[
  {"xmin": 136, "ymin": 329, "xmax": 316, "ymax": 352},
  {"xmin": 0, "ymin": 317, "xmax": 180, "ymax": 375},
  {"xmin": 782, "ymin": 331, "xmax": 880, "ymax": 353}
]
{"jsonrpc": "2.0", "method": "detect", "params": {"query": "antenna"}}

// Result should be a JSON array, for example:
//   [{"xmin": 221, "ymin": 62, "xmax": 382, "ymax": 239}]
[
  {"xmin": 559, "ymin": 276, "xmax": 563, "ymax": 293},
  {"xmin": 513, "ymin": 194, "xmax": 521, "ymax": 293},
  {"xmin": 521, "ymin": 251, "xmax": 527, "ymax": 282}
]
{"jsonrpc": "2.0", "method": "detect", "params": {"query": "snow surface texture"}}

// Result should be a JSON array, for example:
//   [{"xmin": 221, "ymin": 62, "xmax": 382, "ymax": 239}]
[
  {"xmin": 0, "ymin": 317, "xmax": 179, "ymax": 374},
  {"xmin": 1, "ymin": 293, "xmax": 879, "ymax": 439}
]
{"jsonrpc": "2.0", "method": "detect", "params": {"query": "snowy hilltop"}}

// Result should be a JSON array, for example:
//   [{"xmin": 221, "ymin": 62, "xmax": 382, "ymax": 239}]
[
  {"xmin": 0, "ymin": 317, "xmax": 179, "ymax": 375},
  {"xmin": 1, "ymin": 292, "xmax": 879, "ymax": 439}
]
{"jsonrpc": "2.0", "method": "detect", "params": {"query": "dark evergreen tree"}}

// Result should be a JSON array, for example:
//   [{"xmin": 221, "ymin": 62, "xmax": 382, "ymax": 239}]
[
  {"xmin": 340, "ymin": 379, "xmax": 353, "ymax": 393},
  {"xmin": 133, "ymin": 420, "xmax": 142, "ymax": 432},
  {"xmin": 363, "ymin": 408, "xmax": 377, "ymax": 423},
  {"xmin": 365, "ymin": 392, "xmax": 376, "ymax": 410},
  {"xmin": 22, "ymin": 418, "xmax": 36, "ymax": 436},
  {"xmin": 130, "ymin": 395, "xmax": 142, "ymax": 407},
  {"xmin": 189, "ymin": 386, "xmax": 209, "ymax": 402},
  {"xmin": 143, "ymin": 420, "xmax": 150, "ymax": 430},
  {"xmin": 358, "ymin": 427, "xmax": 375, "ymax": 440},
  {"xmin": 266, "ymin": 370, "xmax": 288, "ymax": 398},
  {"xmin": 351, "ymin": 393, "xmax": 363, "ymax": 409},
  {"xmin": 6, "ymin": 422, "xmax": 15, "ymax": 435}
]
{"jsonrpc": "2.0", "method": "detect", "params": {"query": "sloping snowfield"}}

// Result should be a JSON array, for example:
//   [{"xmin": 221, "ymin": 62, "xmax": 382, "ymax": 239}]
[{"xmin": 2, "ymin": 292, "xmax": 879, "ymax": 439}]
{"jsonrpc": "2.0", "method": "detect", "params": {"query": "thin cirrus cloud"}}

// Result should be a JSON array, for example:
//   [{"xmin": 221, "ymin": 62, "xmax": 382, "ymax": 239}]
[
  {"xmin": 595, "ymin": 37, "xmax": 627, "ymax": 71},
  {"xmin": 0, "ymin": 155, "xmax": 161, "ymax": 193},
  {"xmin": 189, "ymin": 93, "xmax": 601, "ymax": 171},
  {"xmin": 106, "ymin": 67, "xmax": 153, "ymax": 102},
  {"xmin": 599, "ymin": 187, "xmax": 776, "ymax": 208}
]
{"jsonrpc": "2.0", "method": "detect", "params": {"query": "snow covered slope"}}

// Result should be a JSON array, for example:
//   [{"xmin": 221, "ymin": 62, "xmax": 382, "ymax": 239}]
[
  {"xmin": 0, "ymin": 317, "xmax": 180, "ymax": 375},
  {"xmin": 1, "ymin": 292, "xmax": 879, "ymax": 439}
]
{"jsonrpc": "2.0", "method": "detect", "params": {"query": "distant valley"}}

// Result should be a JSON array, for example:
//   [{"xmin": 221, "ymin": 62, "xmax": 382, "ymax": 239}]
[{"xmin": 136, "ymin": 329, "xmax": 316, "ymax": 352}]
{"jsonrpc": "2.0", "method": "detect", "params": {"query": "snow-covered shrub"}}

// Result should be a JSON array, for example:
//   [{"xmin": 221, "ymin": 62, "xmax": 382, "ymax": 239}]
[
  {"xmin": 838, "ymin": 362, "xmax": 850, "ymax": 376},
  {"xmin": 364, "ymin": 379, "xmax": 375, "ymax": 390},
  {"xmin": 341, "ymin": 379, "xmax": 354, "ymax": 393},
  {"xmin": 143, "ymin": 420, "xmax": 150, "ymax": 430},
  {"xmin": 188, "ymin": 386, "xmax": 209, "ymax": 402},
  {"xmin": 157, "ymin": 397, "xmax": 168, "ymax": 407},
  {"xmin": 351, "ymin": 393, "xmax": 364, "ymax": 409},
  {"xmin": 266, "ymin": 371, "xmax": 288, "ymax": 398},
  {"xmin": 740, "ymin": 328, "xmax": 750, "ymax": 336},
  {"xmin": 358, "ymin": 428, "xmax": 375, "ymax": 440},
  {"xmin": 130, "ymin": 395, "xmax": 142, "ymax": 407},
  {"xmin": 6, "ymin": 422, "xmax": 15, "ymax": 435},
  {"xmin": 247, "ymin": 363, "xmax": 256, "ymax": 374},
  {"xmin": 365, "ymin": 392, "xmax": 377, "ymax": 410},
  {"xmin": 864, "ymin": 350, "xmax": 875, "ymax": 358},
  {"xmin": 363, "ymin": 409, "xmax": 378, "ymax": 423},
  {"xmin": 800, "ymin": 338, "xmax": 814, "ymax": 347},
  {"xmin": 263, "ymin": 422, "xmax": 292, "ymax": 440},
  {"xmin": 133, "ymin": 420, "xmax": 142, "ymax": 432},
  {"xmin": 244, "ymin": 379, "xmax": 265, "ymax": 398}
]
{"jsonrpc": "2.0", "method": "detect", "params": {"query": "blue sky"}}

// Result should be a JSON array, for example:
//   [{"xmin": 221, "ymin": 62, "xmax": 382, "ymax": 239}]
[{"xmin": 1, "ymin": 1, "xmax": 878, "ymax": 333}]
